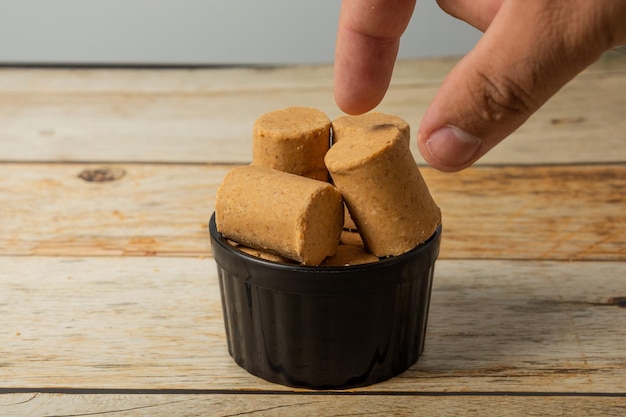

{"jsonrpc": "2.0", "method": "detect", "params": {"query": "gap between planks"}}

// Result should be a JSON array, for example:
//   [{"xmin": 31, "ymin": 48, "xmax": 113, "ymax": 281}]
[
  {"xmin": 1, "ymin": 257, "xmax": 624, "ymax": 393},
  {"xmin": 0, "ymin": 53, "xmax": 624, "ymax": 165},
  {"xmin": 1, "ymin": 392, "xmax": 624, "ymax": 417}
]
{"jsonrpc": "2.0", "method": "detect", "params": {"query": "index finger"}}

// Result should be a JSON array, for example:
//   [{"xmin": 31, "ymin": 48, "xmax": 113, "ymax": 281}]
[{"xmin": 334, "ymin": 0, "xmax": 416, "ymax": 114}]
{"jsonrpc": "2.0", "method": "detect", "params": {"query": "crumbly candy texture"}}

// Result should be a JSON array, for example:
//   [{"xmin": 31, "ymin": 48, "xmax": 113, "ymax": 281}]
[
  {"xmin": 215, "ymin": 165, "xmax": 343, "ymax": 266},
  {"xmin": 217, "ymin": 108, "xmax": 441, "ymax": 265},
  {"xmin": 253, "ymin": 107, "xmax": 331, "ymax": 181},
  {"xmin": 332, "ymin": 112, "xmax": 411, "ymax": 231},
  {"xmin": 237, "ymin": 245, "xmax": 295, "ymax": 264},
  {"xmin": 332, "ymin": 112, "xmax": 410, "ymax": 145},
  {"xmin": 321, "ymin": 245, "xmax": 379, "ymax": 266},
  {"xmin": 325, "ymin": 125, "xmax": 441, "ymax": 257},
  {"xmin": 340, "ymin": 230, "xmax": 365, "ymax": 248}
]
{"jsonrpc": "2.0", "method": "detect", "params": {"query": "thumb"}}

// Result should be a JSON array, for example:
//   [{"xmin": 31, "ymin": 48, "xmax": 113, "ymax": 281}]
[{"xmin": 418, "ymin": 0, "xmax": 625, "ymax": 172}]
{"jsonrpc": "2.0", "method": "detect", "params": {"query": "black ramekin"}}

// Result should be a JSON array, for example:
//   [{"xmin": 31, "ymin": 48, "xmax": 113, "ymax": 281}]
[{"xmin": 209, "ymin": 213, "xmax": 441, "ymax": 390}]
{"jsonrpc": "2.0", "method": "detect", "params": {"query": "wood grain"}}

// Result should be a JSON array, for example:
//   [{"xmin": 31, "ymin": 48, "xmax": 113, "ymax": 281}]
[
  {"xmin": 1, "ymin": 392, "xmax": 625, "ymax": 417},
  {"xmin": 0, "ymin": 53, "xmax": 624, "ymax": 165},
  {"xmin": 1, "ymin": 163, "xmax": 623, "ymax": 260},
  {"xmin": 2, "ymin": 54, "xmax": 625, "ymax": 416},
  {"xmin": 1, "ymin": 257, "xmax": 624, "ymax": 392}
]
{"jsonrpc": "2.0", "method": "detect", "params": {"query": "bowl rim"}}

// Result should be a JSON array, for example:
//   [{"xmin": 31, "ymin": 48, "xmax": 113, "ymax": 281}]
[
  {"xmin": 209, "ymin": 212, "xmax": 440, "ymax": 271},
  {"xmin": 209, "ymin": 212, "xmax": 441, "ymax": 294}
]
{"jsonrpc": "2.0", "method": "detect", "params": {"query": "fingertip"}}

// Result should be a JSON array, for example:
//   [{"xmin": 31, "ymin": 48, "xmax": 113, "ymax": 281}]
[
  {"xmin": 333, "ymin": 34, "xmax": 394, "ymax": 115},
  {"xmin": 333, "ymin": 86, "xmax": 382, "ymax": 115},
  {"xmin": 334, "ymin": 0, "xmax": 414, "ymax": 115},
  {"xmin": 417, "ymin": 126, "xmax": 483, "ymax": 172}
]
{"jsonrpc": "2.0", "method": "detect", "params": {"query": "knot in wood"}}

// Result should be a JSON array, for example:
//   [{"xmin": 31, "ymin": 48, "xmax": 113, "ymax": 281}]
[
  {"xmin": 608, "ymin": 297, "xmax": 626, "ymax": 308},
  {"xmin": 78, "ymin": 167, "xmax": 126, "ymax": 183}
]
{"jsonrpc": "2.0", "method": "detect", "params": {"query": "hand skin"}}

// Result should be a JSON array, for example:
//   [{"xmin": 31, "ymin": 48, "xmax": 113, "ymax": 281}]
[{"xmin": 334, "ymin": 0, "xmax": 626, "ymax": 172}]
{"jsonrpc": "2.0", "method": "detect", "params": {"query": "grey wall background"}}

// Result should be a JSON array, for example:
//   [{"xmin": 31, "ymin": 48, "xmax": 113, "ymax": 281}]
[{"xmin": 0, "ymin": 0, "xmax": 481, "ymax": 65}]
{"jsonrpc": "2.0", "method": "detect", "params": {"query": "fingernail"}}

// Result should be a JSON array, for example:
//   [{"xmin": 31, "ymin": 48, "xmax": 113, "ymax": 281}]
[{"xmin": 424, "ymin": 126, "xmax": 482, "ymax": 168}]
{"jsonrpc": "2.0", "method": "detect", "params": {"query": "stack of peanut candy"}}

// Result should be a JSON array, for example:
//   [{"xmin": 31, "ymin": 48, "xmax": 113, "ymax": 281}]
[{"xmin": 215, "ymin": 107, "xmax": 441, "ymax": 266}]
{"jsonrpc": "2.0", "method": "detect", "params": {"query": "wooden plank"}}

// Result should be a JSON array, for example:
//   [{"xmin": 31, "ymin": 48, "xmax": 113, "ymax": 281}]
[
  {"xmin": 0, "ymin": 163, "xmax": 222, "ymax": 257},
  {"xmin": 1, "ymin": 392, "xmax": 625, "ymax": 417},
  {"xmin": 1, "ymin": 52, "xmax": 623, "ymax": 94},
  {"xmin": 1, "ymin": 163, "xmax": 623, "ymax": 260},
  {"xmin": 428, "ymin": 164, "xmax": 626, "ymax": 261},
  {"xmin": 0, "ymin": 53, "xmax": 624, "ymax": 165},
  {"xmin": 1, "ymin": 257, "xmax": 624, "ymax": 392}
]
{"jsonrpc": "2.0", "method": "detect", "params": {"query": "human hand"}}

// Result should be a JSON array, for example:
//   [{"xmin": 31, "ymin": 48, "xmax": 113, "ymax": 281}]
[{"xmin": 334, "ymin": 0, "xmax": 626, "ymax": 172}]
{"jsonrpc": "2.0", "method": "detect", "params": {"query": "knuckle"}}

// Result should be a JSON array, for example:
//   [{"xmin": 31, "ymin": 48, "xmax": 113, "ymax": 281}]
[{"xmin": 471, "ymin": 69, "xmax": 537, "ymax": 123}]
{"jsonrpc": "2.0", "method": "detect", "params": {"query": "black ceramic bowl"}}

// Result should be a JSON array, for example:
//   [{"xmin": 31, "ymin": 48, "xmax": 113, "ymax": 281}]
[{"xmin": 209, "ymin": 213, "xmax": 441, "ymax": 390}]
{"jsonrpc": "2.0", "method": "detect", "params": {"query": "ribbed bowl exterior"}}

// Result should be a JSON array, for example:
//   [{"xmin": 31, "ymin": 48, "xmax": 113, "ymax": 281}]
[{"xmin": 209, "ymin": 214, "xmax": 441, "ymax": 390}]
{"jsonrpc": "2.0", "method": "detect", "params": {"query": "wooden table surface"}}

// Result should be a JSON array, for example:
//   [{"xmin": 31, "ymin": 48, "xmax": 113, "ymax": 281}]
[{"xmin": 1, "ymin": 52, "xmax": 625, "ymax": 416}]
